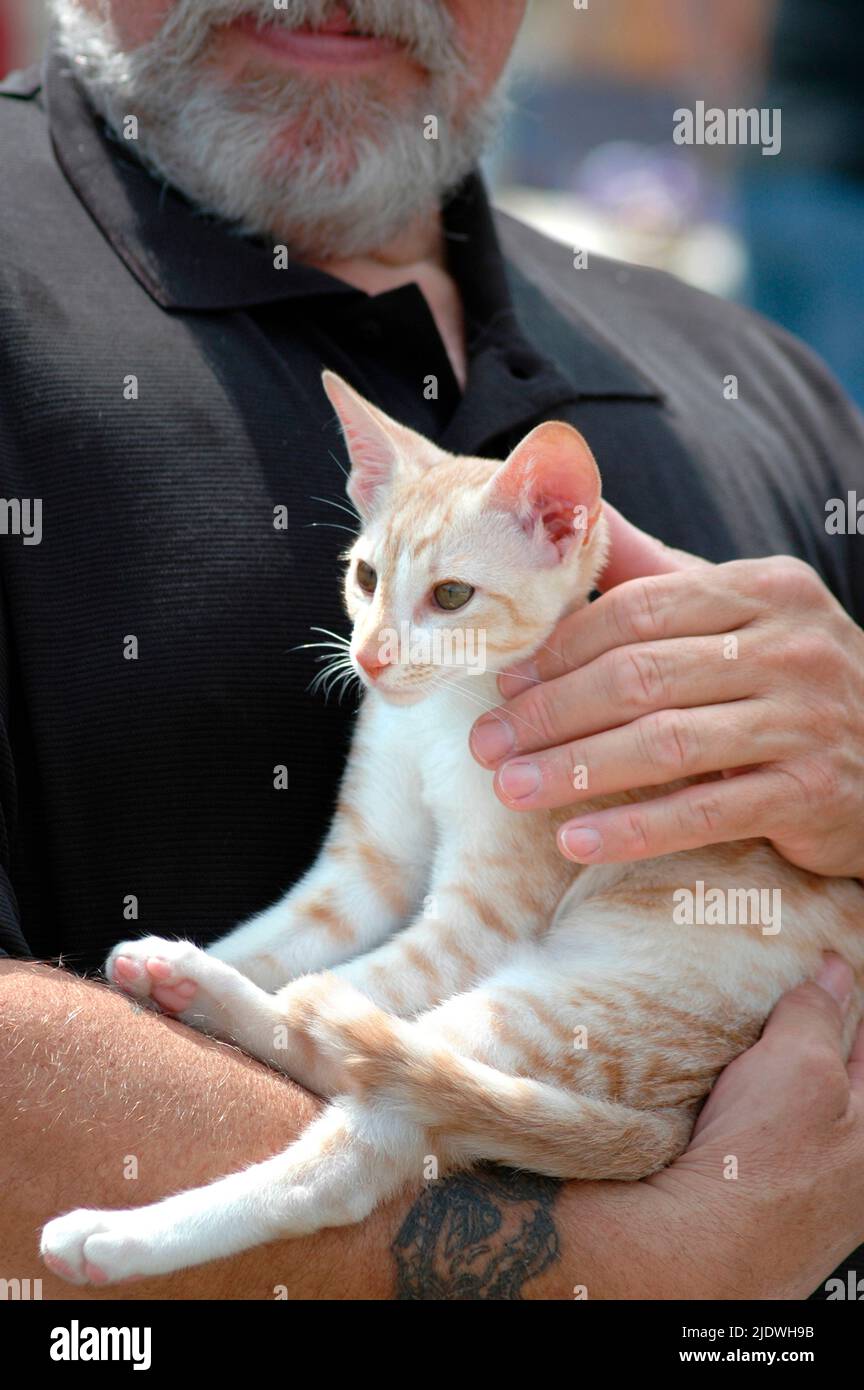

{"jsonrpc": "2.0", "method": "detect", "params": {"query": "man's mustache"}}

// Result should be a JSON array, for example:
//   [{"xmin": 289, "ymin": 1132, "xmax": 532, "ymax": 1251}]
[{"xmin": 150, "ymin": 0, "xmax": 458, "ymax": 71}]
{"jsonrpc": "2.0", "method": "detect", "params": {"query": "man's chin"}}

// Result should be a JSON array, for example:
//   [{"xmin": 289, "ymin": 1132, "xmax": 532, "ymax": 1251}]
[
  {"xmin": 54, "ymin": 0, "xmax": 505, "ymax": 261},
  {"xmin": 260, "ymin": 126, "xmax": 371, "ymax": 188}
]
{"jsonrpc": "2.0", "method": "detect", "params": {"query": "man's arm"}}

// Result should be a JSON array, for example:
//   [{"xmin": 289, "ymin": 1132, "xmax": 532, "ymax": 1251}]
[
  {"xmin": 2, "ymin": 958, "xmax": 862, "ymax": 1300},
  {"xmin": 0, "ymin": 959, "xmax": 337, "ymax": 1300}
]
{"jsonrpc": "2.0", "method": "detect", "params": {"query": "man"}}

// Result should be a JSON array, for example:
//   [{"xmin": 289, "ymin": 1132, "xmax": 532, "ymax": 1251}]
[{"xmin": 0, "ymin": 0, "xmax": 862, "ymax": 1300}]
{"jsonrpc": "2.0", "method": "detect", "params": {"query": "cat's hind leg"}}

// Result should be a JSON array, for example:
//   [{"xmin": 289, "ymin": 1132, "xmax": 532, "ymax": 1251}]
[
  {"xmin": 299, "ymin": 966, "xmax": 694, "ymax": 1181},
  {"xmin": 107, "ymin": 940, "xmax": 693, "ymax": 1182},
  {"xmin": 41, "ymin": 1099, "xmax": 427, "ymax": 1285},
  {"xmin": 190, "ymin": 959, "xmax": 691, "ymax": 1183},
  {"xmin": 43, "ymin": 965, "xmax": 691, "ymax": 1284}
]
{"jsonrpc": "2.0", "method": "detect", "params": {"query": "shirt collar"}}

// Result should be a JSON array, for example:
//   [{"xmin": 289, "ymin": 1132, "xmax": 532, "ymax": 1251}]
[
  {"xmin": 44, "ymin": 43, "xmax": 357, "ymax": 311},
  {"xmin": 38, "ymin": 41, "xmax": 661, "ymax": 416}
]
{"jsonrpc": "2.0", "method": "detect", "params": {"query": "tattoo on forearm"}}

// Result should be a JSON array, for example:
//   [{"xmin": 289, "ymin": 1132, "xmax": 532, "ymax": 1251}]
[{"xmin": 392, "ymin": 1167, "xmax": 561, "ymax": 1300}]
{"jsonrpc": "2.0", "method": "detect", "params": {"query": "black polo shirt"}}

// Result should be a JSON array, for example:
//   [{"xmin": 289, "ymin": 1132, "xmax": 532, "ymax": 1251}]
[
  {"xmin": 1, "ymin": 41, "xmax": 863, "ymax": 1301},
  {"xmin": 1, "ymin": 44, "xmax": 863, "ymax": 975}
]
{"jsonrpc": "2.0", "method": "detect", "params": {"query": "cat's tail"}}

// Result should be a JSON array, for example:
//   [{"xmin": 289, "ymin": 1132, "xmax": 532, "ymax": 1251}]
[{"xmin": 304, "ymin": 981, "xmax": 692, "ymax": 1181}]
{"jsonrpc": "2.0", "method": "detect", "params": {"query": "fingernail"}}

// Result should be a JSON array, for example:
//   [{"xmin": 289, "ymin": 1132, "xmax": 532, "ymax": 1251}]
[
  {"xmin": 471, "ymin": 716, "xmax": 515, "ymax": 764},
  {"xmin": 560, "ymin": 826, "xmax": 603, "ymax": 861},
  {"xmin": 815, "ymin": 955, "xmax": 854, "ymax": 1012},
  {"xmin": 498, "ymin": 760, "xmax": 541, "ymax": 801},
  {"xmin": 498, "ymin": 659, "xmax": 539, "ymax": 699}
]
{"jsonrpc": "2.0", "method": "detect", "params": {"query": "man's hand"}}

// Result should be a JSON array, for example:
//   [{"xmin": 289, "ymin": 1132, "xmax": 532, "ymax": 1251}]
[
  {"xmin": 642, "ymin": 954, "xmax": 864, "ymax": 1300},
  {"xmin": 470, "ymin": 503, "xmax": 864, "ymax": 878},
  {"xmin": 521, "ymin": 954, "xmax": 864, "ymax": 1301}
]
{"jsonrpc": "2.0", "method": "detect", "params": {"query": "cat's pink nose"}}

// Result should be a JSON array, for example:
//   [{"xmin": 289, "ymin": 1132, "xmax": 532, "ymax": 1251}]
[{"xmin": 357, "ymin": 650, "xmax": 388, "ymax": 681}]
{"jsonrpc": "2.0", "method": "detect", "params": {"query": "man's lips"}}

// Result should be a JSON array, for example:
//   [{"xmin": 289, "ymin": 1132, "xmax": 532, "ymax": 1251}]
[{"xmin": 230, "ymin": 15, "xmax": 405, "ymax": 67}]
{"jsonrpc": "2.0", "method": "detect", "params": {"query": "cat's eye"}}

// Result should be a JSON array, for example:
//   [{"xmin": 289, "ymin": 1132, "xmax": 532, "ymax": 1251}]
[
  {"xmin": 433, "ymin": 581, "xmax": 474, "ymax": 611},
  {"xmin": 356, "ymin": 560, "xmax": 377, "ymax": 595}
]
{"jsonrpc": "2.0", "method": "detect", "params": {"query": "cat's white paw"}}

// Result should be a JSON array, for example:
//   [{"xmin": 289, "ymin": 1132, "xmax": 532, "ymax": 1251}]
[
  {"xmin": 104, "ymin": 935, "xmax": 254, "ymax": 1040},
  {"xmin": 41, "ymin": 1208, "xmax": 158, "ymax": 1286},
  {"xmin": 105, "ymin": 935, "xmax": 209, "ymax": 1014}
]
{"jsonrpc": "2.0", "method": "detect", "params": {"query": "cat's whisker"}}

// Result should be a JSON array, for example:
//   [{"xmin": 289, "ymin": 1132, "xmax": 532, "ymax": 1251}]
[
  {"xmin": 305, "ymin": 522, "xmax": 358, "ymax": 536},
  {"xmin": 534, "ymin": 640, "xmax": 565, "ymax": 663},
  {"xmin": 310, "ymin": 626, "xmax": 351, "ymax": 645},
  {"xmin": 426, "ymin": 674, "xmax": 502, "ymax": 715},
  {"xmin": 310, "ymin": 655, "xmax": 356, "ymax": 701},
  {"xmin": 305, "ymin": 627, "xmax": 352, "ymax": 659},
  {"xmin": 427, "ymin": 673, "xmax": 547, "ymax": 739},
  {"xmin": 335, "ymin": 667, "xmax": 363, "ymax": 706},
  {"xmin": 309, "ymin": 668, "xmax": 332, "ymax": 695},
  {"xmin": 332, "ymin": 666, "xmax": 362, "ymax": 705},
  {"xmin": 293, "ymin": 640, "xmax": 350, "ymax": 651},
  {"xmin": 324, "ymin": 672, "xmax": 349, "ymax": 700},
  {"xmin": 326, "ymin": 448, "xmax": 351, "ymax": 482},
  {"xmin": 479, "ymin": 665, "xmax": 544, "ymax": 685},
  {"xmin": 313, "ymin": 653, "xmax": 352, "ymax": 673},
  {"xmin": 308, "ymin": 651, "xmax": 351, "ymax": 678},
  {"xmin": 426, "ymin": 672, "xmax": 516, "ymax": 717},
  {"xmin": 425, "ymin": 671, "xmax": 510, "ymax": 710},
  {"xmin": 310, "ymin": 494, "xmax": 360, "ymax": 525},
  {"xmin": 290, "ymin": 640, "xmax": 352, "ymax": 662}
]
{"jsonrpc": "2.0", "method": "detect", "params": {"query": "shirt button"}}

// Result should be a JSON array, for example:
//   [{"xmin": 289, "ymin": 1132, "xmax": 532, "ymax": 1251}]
[{"xmin": 508, "ymin": 358, "xmax": 535, "ymax": 380}]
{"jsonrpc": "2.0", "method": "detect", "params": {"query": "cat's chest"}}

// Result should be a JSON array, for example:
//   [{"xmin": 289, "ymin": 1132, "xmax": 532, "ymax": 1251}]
[
  {"xmin": 403, "ymin": 688, "xmax": 506, "ymax": 826},
  {"xmin": 358, "ymin": 686, "xmax": 531, "ymax": 853}
]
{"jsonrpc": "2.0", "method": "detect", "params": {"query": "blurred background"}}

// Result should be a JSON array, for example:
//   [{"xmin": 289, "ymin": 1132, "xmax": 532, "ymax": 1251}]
[{"xmin": 2, "ymin": 0, "xmax": 862, "ymax": 406}]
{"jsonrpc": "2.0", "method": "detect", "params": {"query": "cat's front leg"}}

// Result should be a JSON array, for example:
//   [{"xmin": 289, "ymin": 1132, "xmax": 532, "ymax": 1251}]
[
  {"xmin": 319, "ymin": 873, "xmax": 553, "ymax": 1016},
  {"xmin": 204, "ymin": 845, "xmax": 416, "ymax": 992},
  {"xmin": 207, "ymin": 704, "xmax": 433, "ymax": 990},
  {"xmin": 105, "ymin": 937, "xmax": 357, "ymax": 1095},
  {"xmin": 104, "ymin": 937, "xmax": 285, "ymax": 1058}
]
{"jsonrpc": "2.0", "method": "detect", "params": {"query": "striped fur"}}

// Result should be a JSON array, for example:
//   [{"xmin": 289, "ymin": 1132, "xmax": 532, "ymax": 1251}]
[{"xmin": 41, "ymin": 372, "xmax": 864, "ymax": 1284}]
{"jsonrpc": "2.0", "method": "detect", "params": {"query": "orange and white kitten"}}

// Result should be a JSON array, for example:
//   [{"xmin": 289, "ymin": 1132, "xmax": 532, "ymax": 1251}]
[{"xmin": 42, "ymin": 371, "xmax": 864, "ymax": 1285}]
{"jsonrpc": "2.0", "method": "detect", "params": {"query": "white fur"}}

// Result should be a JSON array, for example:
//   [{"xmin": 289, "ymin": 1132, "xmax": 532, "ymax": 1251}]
[
  {"xmin": 41, "ymin": 663, "xmax": 864, "ymax": 1283},
  {"xmin": 41, "ymin": 381, "xmax": 864, "ymax": 1284}
]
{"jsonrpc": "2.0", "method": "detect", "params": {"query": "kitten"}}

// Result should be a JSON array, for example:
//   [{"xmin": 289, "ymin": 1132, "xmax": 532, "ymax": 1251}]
[{"xmin": 42, "ymin": 370, "xmax": 864, "ymax": 1284}]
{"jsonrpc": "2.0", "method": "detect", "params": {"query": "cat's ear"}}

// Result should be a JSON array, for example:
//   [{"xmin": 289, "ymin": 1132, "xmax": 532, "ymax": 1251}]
[
  {"xmin": 322, "ymin": 370, "xmax": 416, "ymax": 519},
  {"xmin": 488, "ymin": 421, "xmax": 602, "ymax": 563}
]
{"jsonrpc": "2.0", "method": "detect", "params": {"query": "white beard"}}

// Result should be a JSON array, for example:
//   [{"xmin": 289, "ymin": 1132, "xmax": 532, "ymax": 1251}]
[{"xmin": 49, "ymin": 0, "xmax": 510, "ymax": 258}]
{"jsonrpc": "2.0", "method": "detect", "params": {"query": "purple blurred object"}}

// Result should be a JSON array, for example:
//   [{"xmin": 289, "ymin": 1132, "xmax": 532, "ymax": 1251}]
[{"xmin": 576, "ymin": 142, "xmax": 704, "ymax": 233}]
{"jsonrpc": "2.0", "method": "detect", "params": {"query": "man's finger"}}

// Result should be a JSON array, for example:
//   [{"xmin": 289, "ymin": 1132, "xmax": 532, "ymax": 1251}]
[
  {"xmin": 492, "ymin": 699, "xmax": 779, "ymax": 812},
  {"xmin": 497, "ymin": 566, "xmax": 754, "ymax": 697},
  {"xmin": 478, "ymin": 633, "xmax": 758, "ymax": 766},
  {"xmin": 556, "ymin": 771, "xmax": 779, "ymax": 862},
  {"xmin": 847, "ymin": 1020, "xmax": 864, "ymax": 1094},
  {"xmin": 597, "ymin": 501, "xmax": 709, "ymax": 591},
  {"xmin": 689, "ymin": 958, "xmax": 855, "ymax": 1142},
  {"xmin": 498, "ymin": 501, "xmax": 713, "ymax": 699},
  {"xmin": 761, "ymin": 961, "xmax": 855, "ymax": 1078}
]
